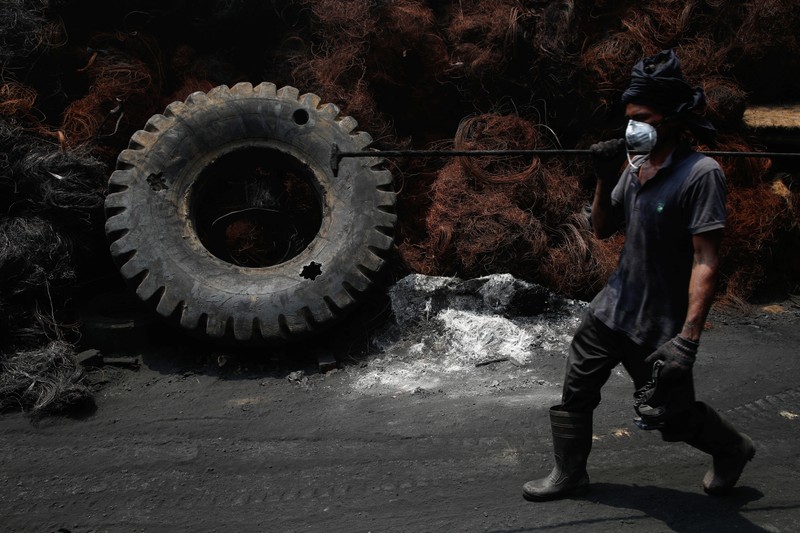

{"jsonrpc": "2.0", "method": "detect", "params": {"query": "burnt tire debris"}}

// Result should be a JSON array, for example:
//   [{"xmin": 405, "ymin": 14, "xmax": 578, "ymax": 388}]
[{"xmin": 104, "ymin": 82, "xmax": 397, "ymax": 345}]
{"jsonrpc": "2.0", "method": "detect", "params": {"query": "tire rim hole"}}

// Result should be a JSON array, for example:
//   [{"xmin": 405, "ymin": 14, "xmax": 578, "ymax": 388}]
[
  {"xmin": 292, "ymin": 109, "xmax": 310, "ymax": 125},
  {"xmin": 300, "ymin": 261, "xmax": 322, "ymax": 280},
  {"xmin": 193, "ymin": 147, "xmax": 322, "ymax": 268}
]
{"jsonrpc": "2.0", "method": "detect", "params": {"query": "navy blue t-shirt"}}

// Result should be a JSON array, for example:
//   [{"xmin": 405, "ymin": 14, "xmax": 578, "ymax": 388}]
[{"xmin": 589, "ymin": 145, "xmax": 727, "ymax": 350}]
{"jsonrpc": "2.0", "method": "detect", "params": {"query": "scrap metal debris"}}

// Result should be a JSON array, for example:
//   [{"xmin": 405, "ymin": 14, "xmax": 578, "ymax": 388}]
[{"xmin": 76, "ymin": 349, "xmax": 141, "ymax": 369}]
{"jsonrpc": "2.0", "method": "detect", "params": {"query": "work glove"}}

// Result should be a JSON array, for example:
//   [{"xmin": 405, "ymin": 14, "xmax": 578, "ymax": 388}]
[
  {"xmin": 644, "ymin": 334, "xmax": 698, "ymax": 382},
  {"xmin": 589, "ymin": 138, "xmax": 626, "ymax": 180}
]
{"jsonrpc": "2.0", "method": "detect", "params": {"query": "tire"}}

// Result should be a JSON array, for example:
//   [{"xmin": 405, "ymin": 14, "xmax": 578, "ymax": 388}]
[{"xmin": 104, "ymin": 82, "xmax": 396, "ymax": 344}]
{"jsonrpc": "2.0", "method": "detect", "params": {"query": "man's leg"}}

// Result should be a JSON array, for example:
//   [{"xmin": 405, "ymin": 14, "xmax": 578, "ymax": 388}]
[
  {"xmin": 674, "ymin": 402, "xmax": 756, "ymax": 494},
  {"xmin": 624, "ymin": 349, "xmax": 755, "ymax": 495},
  {"xmin": 523, "ymin": 311, "xmax": 622, "ymax": 501},
  {"xmin": 560, "ymin": 312, "xmax": 626, "ymax": 413}
]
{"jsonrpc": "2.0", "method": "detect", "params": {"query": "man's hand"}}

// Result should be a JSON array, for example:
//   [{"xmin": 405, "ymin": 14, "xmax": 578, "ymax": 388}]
[
  {"xmin": 589, "ymin": 139, "xmax": 626, "ymax": 180},
  {"xmin": 644, "ymin": 335, "xmax": 699, "ymax": 381}
]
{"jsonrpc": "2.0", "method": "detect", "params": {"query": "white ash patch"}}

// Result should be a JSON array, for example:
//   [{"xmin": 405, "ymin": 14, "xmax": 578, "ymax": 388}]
[
  {"xmin": 349, "ymin": 274, "xmax": 587, "ymax": 397},
  {"xmin": 437, "ymin": 309, "xmax": 536, "ymax": 367}
]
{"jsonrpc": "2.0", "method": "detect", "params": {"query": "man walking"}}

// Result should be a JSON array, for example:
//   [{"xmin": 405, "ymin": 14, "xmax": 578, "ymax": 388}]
[{"xmin": 523, "ymin": 49, "xmax": 755, "ymax": 501}]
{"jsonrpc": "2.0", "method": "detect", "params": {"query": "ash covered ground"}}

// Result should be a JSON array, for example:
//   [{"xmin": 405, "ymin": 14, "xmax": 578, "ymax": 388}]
[{"xmin": 2, "ymin": 274, "xmax": 800, "ymax": 532}]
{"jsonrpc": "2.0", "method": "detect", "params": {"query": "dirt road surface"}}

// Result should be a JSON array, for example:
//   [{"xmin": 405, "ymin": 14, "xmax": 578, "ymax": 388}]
[{"xmin": 2, "ymin": 284, "xmax": 799, "ymax": 533}]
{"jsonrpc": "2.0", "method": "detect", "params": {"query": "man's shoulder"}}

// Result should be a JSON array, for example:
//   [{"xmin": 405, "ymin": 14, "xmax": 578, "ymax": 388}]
[
  {"xmin": 682, "ymin": 150, "xmax": 723, "ymax": 175},
  {"xmin": 672, "ymin": 150, "xmax": 726, "ymax": 193}
]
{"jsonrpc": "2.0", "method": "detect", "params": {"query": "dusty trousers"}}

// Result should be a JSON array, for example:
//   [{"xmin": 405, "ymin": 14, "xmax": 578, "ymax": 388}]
[{"xmin": 560, "ymin": 310, "xmax": 690, "ymax": 412}]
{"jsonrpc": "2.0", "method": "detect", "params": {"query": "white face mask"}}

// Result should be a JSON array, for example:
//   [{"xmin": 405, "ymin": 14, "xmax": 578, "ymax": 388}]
[{"xmin": 625, "ymin": 120, "xmax": 657, "ymax": 169}]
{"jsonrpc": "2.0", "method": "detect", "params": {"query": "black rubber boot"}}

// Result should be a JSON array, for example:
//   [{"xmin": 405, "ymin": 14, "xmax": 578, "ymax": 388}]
[
  {"xmin": 683, "ymin": 402, "xmax": 756, "ymax": 495},
  {"xmin": 523, "ymin": 407, "xmax": 593, "ymax": 501}
]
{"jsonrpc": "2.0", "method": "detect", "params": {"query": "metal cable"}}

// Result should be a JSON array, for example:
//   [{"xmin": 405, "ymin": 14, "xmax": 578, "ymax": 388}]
[{"xmin": 330, "ymin": 143, "xmax": 800, "ymax": 174}]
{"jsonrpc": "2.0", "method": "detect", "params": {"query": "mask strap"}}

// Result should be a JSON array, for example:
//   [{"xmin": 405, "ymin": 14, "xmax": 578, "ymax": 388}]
[{"xmin": 627, "ymin": 152, "xmax": 648, "ymax": 170}]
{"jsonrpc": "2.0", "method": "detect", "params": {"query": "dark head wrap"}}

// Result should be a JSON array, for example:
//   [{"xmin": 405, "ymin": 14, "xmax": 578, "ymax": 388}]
[{"xmin": 621, "ymin": 49, "xmax": 716, "ymax": 144}]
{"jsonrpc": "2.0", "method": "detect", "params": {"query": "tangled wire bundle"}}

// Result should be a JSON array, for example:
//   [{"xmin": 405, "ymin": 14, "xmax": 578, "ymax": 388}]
[
  {"xmin": 721, "ymin": 180, "xmax": 797, "ymax": 305},
  {"xmin": 399, "ymin": 112, "xmax": 616, "ymax": 296},
  {"xmin": 0, "ymin": 121, "xmax": 107, "ymax": 415},
  {"xmin": 0, "ymin": 340, "xmax": 92, "ymax": 416}
]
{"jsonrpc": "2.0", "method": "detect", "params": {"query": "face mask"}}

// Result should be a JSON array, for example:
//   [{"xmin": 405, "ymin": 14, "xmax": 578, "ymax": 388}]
[{"xmin": 625, "ymin": 120, "xmax": 657, "ymax": 169}]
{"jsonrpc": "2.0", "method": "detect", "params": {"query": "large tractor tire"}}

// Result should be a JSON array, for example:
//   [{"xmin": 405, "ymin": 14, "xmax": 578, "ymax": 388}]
[{"xmin": 104, "ymin": 82, "xmax": 397, "ymax": 345}]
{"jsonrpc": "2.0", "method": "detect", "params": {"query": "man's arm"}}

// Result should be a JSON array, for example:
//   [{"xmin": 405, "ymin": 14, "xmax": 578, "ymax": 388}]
[
  {"xmin": 645, "ymin": 228, "xmax": 723, "ymax": 379},
  {"xmin": 591, "ymin": 178, "xmax": 622, "ymax": 239},
  {"xmin": 680, "ymin": 229, "xmax": 723, "ymax": 342},
  {"xmin": 588, "ymin": 139, "xmax": 626, "ymax": 239}
]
